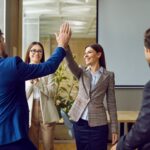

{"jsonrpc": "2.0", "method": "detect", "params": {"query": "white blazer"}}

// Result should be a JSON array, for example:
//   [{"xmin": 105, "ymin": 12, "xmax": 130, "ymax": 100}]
[{"xmin": 25, "ymin": 74, "xmax": 59, "ymax": 126}]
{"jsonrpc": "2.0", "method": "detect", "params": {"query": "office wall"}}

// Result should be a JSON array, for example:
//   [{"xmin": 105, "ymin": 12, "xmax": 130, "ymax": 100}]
[
  {"xmin": 98, "ymin": 0, "xmax": 148, "ymax": 110},
  {"xmin": 0, "ymin": 0, "xmax": 5, "ymax": 32},
  {"xmin": 98, "ymin": 0, "xmax": 150, "ymax": 86},
  {"xmin": 5, "ymin": 0, "xmax": 22, "ymax": 56}
]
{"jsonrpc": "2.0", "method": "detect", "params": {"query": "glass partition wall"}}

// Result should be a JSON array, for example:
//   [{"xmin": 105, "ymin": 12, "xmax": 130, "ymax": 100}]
[{"xmin": 22, "ymin": 0, "xmax": 96, "ymax": 63}]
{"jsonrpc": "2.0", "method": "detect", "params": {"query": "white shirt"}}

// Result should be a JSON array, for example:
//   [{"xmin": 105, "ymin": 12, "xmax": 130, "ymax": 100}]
[{"xmin": 33, "ymin": 85, "xmax": 40, "ymax": 100}]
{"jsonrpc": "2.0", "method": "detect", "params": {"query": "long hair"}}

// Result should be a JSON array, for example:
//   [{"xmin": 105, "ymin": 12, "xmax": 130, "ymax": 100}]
[
  {"xmin": 86, "ymin": 43, "xmax": 106, "ymax": 68},
  {"xmin": 144, "ymin": 28, "xmax": 150, "ymax": 49},
  {"xmin": 0, "ymin": 29, "xmax": 8, "ymax": 58},
  {"xmin": 0, "ymin": 29, "xmax": 3, "ymax": 37},
  {"xmin": 24, "ymin": 41, "xmax": 45, "ymax": 63}
]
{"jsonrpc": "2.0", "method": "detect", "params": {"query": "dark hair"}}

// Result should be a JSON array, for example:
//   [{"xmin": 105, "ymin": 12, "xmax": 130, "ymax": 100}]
[
  {"xmin": 24, "ymin": 41, "xmax": 45, "ymax": 63},
  {"xmin": 86, "ymin": 43, "xmax": 106, "ymax": 68},
  {"xmin": 0, "ymin": 29, "xmax": 8, "ymax": 58},
  {"xmin": 0, "ymin": 29, "xmax": 3, "ymax": 37},
  {"xmin": 144, "ymin": 28, "xmax": 150, "ymax": 49}
]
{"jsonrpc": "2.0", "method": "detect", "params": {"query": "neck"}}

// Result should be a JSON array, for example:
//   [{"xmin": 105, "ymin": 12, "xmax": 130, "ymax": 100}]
[{"xmin": 90, "ymin": 63, "xmax": 100, "ymax": 73}]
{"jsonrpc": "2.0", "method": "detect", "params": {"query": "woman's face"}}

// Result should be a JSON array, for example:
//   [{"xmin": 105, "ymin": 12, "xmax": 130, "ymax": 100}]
[
  {"xmin": 29, "ymin": 44, "xmax": 43, "ymax": 64},
  {"xmin": 84, "ymin": 47, "xmax": 101, "ymax": 66}
]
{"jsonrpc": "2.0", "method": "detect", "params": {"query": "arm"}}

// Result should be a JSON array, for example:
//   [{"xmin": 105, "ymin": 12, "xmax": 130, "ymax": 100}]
[
  {"xmin": 106, "ymin": 72, "xmax": 118, "ymax": 142},
  {"xmin": 65, "ymin": 46, "xmax": 82, "ymax": 79},
  {"xmin": 16, "ymin": 47, "xmax": 66, "ymax": 81},
  {"xmin": 17, "ymin": 23, "xmax": 71, "ymax": 81},
  {"xmin": 116, "ymin": 81, "xmax": 150, "ymax": 150}
]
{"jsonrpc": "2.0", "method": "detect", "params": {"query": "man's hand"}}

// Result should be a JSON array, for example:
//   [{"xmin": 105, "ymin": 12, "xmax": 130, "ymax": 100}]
[
  {"xmin": 144, "ymin": 48, "xmax": 150, "ymax": 64},
  {"xmin": 55, "ymin": 22, "xmax": 71, "ymax": 49},
  {"xmin": 111, "ymin": 143, "xmax": 117, "ymax": 150}
]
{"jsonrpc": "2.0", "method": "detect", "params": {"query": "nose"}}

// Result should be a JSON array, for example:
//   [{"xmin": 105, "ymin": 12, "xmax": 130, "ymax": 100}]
[{"xmin": 84, "ymin": 53, "xmax": 88, "ymax": 58}]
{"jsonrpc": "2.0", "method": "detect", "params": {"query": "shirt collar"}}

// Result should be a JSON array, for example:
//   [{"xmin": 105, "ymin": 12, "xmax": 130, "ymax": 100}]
[{"xmin": 87, "ymin": 66, "xmax": 104, "ymax": 74}]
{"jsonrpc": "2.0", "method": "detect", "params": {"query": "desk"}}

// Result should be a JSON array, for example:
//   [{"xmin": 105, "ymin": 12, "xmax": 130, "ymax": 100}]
[{"xmin": 107, "ymin": 111, "xmax": 139, "ymax": 136}]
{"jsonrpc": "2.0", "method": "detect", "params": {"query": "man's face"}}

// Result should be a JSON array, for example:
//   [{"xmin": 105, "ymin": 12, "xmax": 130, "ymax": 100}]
[{"xmin": 0, "ymin": 35, "xmax": 6, "ymax": 56}]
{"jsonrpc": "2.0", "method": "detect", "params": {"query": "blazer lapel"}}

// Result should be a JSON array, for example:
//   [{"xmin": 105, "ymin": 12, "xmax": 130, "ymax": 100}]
[
  {"xmin": 91, "ymin": 69, "xmax": 109, "ymax": 92},
  {"xmin": 84, "ymin": 70, "xmax": 91, "ymax": 96}
]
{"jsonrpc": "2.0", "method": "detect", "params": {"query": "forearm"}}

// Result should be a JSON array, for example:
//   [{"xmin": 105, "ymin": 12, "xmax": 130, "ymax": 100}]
[
  {"xmin": 65, "ymin": 47, "xmax": 82, "ymax": 79},
  {"xmin": 107, "ymin": 73, "xmax": 118, "ymax": 133}
]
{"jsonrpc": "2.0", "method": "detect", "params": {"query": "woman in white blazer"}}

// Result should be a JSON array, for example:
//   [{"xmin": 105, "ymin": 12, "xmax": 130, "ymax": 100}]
[{"xmin": 25, "ymin": 41, "xmax": 59, "ymax": 150}]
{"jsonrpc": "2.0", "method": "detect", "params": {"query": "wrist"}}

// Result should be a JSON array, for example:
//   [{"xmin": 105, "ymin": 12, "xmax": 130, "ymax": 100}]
[{"xmin": 57, "ymin": 44, "xmax": 65, "ymax": 49}]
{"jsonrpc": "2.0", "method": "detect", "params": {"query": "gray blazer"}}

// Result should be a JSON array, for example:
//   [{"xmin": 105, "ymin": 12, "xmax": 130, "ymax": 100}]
[{"xmin": 65, "ymin": 48, "xmax": 118, "ymax": 133}]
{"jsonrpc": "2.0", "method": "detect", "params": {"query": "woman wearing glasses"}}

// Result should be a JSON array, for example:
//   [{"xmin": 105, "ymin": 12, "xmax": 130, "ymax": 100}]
[{"xmin": 25, "ymin": 42, "xmax": 59, "ymax": 150}]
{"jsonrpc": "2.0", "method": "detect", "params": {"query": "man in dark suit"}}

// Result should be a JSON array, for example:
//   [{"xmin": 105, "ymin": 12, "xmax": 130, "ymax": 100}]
[
  {"xmin": 0, "ymin": 23, "xmax": 71, "ymax": 150},
  {"xmin": 111, "ymin": 28, "xmax": 150, "ymax": 150}
]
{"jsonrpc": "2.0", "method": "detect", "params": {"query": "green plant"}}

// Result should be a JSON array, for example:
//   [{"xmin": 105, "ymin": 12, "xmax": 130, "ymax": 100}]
[{"xmin": 53, "ymin": 62, "xmax": 78, "ymax": 116}]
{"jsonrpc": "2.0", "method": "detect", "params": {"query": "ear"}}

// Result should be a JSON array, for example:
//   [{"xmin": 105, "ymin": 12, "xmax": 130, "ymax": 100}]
[{"xmin": 97, "ymin": 52, "xmax": 102, "ymax": 58}]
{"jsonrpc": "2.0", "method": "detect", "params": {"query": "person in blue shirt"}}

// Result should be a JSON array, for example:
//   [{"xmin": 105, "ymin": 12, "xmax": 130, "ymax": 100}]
[{"xmin": 0, "ymin": 23, "xmax": 71, "ymax": 150}]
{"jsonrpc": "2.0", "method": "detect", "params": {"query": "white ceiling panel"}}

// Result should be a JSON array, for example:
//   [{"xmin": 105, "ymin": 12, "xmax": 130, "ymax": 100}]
[{"xmin": 23, "ymin": 0, "xmax": 96, "ymax": 38}]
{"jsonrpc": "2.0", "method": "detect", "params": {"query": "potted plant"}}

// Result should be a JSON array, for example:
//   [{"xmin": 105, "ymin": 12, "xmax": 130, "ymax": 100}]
[{"xmin": 53, "ymin": 61, "xmax": 78, "ymax": 116}]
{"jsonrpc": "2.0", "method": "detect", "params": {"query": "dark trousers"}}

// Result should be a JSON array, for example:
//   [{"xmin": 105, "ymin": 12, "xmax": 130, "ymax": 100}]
[
  {"xmin": 73, "ymin": 119, "xmax": 108, "ymax": 150},
  {"xmin": 0, "ymin": 138, "xmax": 37, "ymax": 150}
]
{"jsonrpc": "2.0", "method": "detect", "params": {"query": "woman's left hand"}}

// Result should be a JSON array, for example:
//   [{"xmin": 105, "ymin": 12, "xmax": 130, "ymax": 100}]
[{"xmin": 112, "ymin": 133, "xmax": 118, "ymax": 145}]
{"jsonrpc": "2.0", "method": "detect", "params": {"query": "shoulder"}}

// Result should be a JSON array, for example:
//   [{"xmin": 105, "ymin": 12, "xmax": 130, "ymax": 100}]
[
  {"xmin": 3, "ymin": 56, "xmax": 22, "ymax": 67},
  {"xmin": 144, "ymin": 80, "xmax": 150, "ymax": 90},
  {"xmin": 104, "ymin": 69, "xmax": 115, "ymax": 77}
]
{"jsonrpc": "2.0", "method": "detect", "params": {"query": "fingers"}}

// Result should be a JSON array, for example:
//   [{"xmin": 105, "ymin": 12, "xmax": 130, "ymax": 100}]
[
  {"xmin": 112, "ymin": 133, "xmax": 118, "ymax": 145},
  {"xmin": 60, "ymin": 22, "xmax": 70, "ymax": 34},
  {"xmin": 54, "ymin": 32, "xmax": 58, "ymax": 39},
  {"xmin": 57, "ymin": 22, "xmax": 71, "ymax": 48}
]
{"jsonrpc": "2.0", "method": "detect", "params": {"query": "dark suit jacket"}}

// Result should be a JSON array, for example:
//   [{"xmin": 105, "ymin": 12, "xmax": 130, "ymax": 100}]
[
  {"xmin": 0, "ymin": 47, "xmax": 65, "ymax": 145},
  {"xmin": 117, "ymin": 79, "xmax": 150, "ymax": 150},
  {"xmin": 65, "ymin": 48, "xmax": 118, "ymax": 133}
]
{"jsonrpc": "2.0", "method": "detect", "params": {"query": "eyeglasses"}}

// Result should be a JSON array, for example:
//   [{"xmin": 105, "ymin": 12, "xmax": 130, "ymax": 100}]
[{"xmin": 30, "ymin": 49, "xmax": 43, "ymax": 54}]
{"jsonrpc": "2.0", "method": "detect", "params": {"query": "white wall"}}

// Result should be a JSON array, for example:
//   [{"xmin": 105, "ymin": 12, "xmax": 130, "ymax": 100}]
[
  {"xmin": 98, "ymin": 0, "xmax": 150, "ymax": 86},
  {"xmin": 0, "ymin": 0, "xmax": 5, "ymax": 33}
]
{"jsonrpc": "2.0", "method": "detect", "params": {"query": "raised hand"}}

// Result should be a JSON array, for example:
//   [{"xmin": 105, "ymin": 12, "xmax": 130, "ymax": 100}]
[{"xmin": 55, "ymin": 22, "xmax": 72, "ymax": 49}]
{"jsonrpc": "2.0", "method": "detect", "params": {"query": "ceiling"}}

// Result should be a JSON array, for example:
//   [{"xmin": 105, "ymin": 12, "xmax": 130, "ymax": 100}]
[{"xmin": 23, "ymin": 0, "xmax": 97, "ymax": 38}]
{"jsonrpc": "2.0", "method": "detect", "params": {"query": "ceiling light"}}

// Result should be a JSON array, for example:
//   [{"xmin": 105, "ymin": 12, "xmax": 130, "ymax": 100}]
[
  {"xmin": 62, "ymin": 0, "xmax": 85, "ymax": 4},
  {"xmin": 62, "ymin": 7, "xmax": 91, "ymax": 12},
  {"xmin": 23, "ymin": 0, "xmax": 55, "ymax": 6},
  {"xmin": 68, "ymin": 21, "xmax": 86, "ymax": 26},
  {"xmin": 25, "ymin": 9, "xmax": 55, "ymax": 14}
]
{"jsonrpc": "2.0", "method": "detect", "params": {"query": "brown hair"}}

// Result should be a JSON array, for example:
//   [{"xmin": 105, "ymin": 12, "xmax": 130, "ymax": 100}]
[
  {"xmin": 144, "ymin": 28, "xmax": 150, "ymax": 49},
  {"xmin": 86, "ymin": 43, "xmax": 106, "ymax": 68},
  {"xmin": 0, "ymin": 29, "xmax": 8, "ymax": 58},
  {"xmin": 0, "ymin": 29, "xmax": 3, "ymax": 37},
  {"xmin": 24, "ymin": 41, "xmax": 45, "ymax": 63}
]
